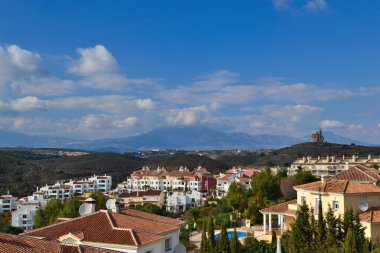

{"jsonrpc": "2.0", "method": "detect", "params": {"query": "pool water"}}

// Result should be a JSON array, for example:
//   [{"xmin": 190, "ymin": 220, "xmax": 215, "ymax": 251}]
[{"xmin": 215, "ymin": 231, "xmax": 247, "ymax": 240}]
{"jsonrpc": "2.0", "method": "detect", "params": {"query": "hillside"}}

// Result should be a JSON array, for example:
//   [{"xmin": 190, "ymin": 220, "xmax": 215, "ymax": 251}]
[
  {"xmin": 252, "ymin": 142, "xmax": 380, "ymax": 167},
  {"xmin": 2, "ymin": 143, "xmax": 380, "ymax": 196}
]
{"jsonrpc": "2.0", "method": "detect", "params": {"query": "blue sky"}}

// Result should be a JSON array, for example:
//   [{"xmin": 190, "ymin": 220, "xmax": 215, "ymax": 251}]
[{"xmin": 0, "ymin": 0, "xmax": 379, "ymax": 142}]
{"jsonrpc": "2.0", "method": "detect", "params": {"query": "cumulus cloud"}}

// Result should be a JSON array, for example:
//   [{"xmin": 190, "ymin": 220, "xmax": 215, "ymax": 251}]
[
  {"xmin": 10, "ymin": 96, "xmax": 46, "ymax": 111},
  {"xmin": 67, "ymin": 45, "xmax": 158, "ymax": 90},
  {"xmin": 165, "ymin": 105, "xmax": 209, "ymax": 126},
  {"xmin": 320, "ymin": 120, "xmax": 363, "ymax": 130},
  {"xmin": 68, "ymin": 45, "xmax": 118, "ymax": 75},
  {"xmin": 0, "ymin": 44, "xmax": 46, "ymax": 90},
  {"xmin": 320, "ymin": 120, "xmax": 346, "ymax": 129},
  {"xmin": 136, "ymin": 98, "xmax": 154, "ymax": 110},
  {"xmin": 113, "ymin": 117, "xmax": 138, "ymax": 128}
]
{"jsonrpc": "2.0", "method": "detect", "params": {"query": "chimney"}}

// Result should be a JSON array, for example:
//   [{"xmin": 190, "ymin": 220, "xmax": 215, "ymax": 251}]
[
  {"xmin": 321, "ymin": 175, "xmax": 326, "ymax": 184},
  {"xmin": 368, "ymin": 154, "xmax": 372, "ymax": 160},
  {"xmin": 352, "ymin": 154, "xmax": 357, "ymax": 162},
  {"xmin": 85, "ymin": 198, "xmax": 96, "ymax": 214}
]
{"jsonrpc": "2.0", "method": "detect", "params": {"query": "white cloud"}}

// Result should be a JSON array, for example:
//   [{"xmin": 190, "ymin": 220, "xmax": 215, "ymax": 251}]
[
  {"xmin": 0, "ymin": 45, "xmax": 45, "ymax": 86},
  {"xmin": 304, "ymin": 0, "xmax": 327, "ymax": 12},
  {"xmin": 68, "ymin": 45, "xmax": 118, "ymax": 75},
  {"xmin": 10, "ymin": 96, "xmax": 46, "ymax": 111},
  {"xmin": 347, "ymin": 124, "xmax": 363, "ymax": 130},
  {"xmin": 192, "ymin": 70, "xmax": 239, "ymax": 90},
  {"xmin": 136, "ymin": 98, "xmax": 154, "ymax": 110},
  {"xmin": 114, "ymin": 117, "xmax": 138, "ymax": 128},
  {"xmin": 67, "ymin": 45, "xmax": 158, "ymax": 91},
  {"xmin": 165, "ymin": 105, "xmax": 209, "ymax": 126},
  {"xmin": 320, "ymin": 120, "xmax": 362, "ymax": 130},
  {"xmin": 272, "ymin": 0, "xmax": 328, "ymax": 13},
  {"xmin": 378, "ymin": 123, "xmax": 380, "ymax": 128},
  {"xmin": 272, "ymin": 0, "xmax": 292, "ymax": 11},
  {"xmin": 320, "ymin": 120, "xmax": 346, "ymax": 129}
]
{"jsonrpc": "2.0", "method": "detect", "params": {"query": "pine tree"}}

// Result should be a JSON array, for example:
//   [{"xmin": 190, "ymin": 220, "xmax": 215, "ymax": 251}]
[
  {"xmin": 343, "ymin": 228, "xmax": 357, "ymax": 253},
  {"xmin": 317, "ymin": 195, "xmax": 326, "ymax": 245},
  {"xmin": 207, "ymin": 217, "xmax": 216, "ymax": 253},
  {"xmin": 291, "ymin": 204, "xmax": 313, "ymax": 253},
  {"xmin": 200, "ymin": 220, "xmax": 208, "ymax": 253},
  {"xmin": 325, "ymin": 205, "xmax": 338, "ymax": 247},
  {"xmin": 230, "ymin": 228, "xmax": 241, "ymax": 253},
  {"xmin": 33, "ymin": 208, "xmax": 46, "ymax": 229},
  {"xmin": 216, "ymin": 222, "xmax": 230, "ymax": 253}
]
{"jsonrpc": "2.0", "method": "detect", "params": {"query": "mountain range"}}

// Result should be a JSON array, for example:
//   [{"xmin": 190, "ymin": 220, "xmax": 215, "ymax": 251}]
[{"xmin": 0, "ymin": 126, "xmax": 375, "ymax": 151}]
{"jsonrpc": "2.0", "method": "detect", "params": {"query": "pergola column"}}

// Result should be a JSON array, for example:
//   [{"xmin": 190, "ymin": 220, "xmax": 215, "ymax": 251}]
[
  {"xmin": 269, "ymin": 213, "xmax": 272, "ymax": 231},
  {"xmin": 263, "ymin": 213, "xmax": 267, "ymax": 233}
]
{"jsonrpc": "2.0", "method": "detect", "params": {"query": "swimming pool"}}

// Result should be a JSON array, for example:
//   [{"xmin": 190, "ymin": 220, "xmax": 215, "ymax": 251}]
[{"xmin": 214, "ymin": 231, "xmax": 247, "ymax": 240}]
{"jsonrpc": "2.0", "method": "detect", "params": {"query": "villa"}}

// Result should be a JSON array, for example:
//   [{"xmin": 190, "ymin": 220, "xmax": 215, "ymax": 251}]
[{"xmin": 260, "ymin": 177, "xmax": 380, "ymax": 244}]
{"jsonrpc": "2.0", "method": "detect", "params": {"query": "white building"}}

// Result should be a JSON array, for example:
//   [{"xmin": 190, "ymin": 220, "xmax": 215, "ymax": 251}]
[
  {"xmin": 22, "ymin": 202, "xmax": 185, "ymax": 253},
  {"xmin": 11, "ymin": 192, "xmax": 48, "ymax": 231},
  {"xmin": 165, "ymin": 190, "xmax": 206, "ymax": 213},
  {"xmin": 288, "ymin": 155, "xmax": 380, "ymax": 178},
  {"xmin": 39, "ymin": 183, "xmax": 73, "ymax": 200},
  {"xmin": 68, "ymin": 174, "xmax": 112, "ymax": 194},
  {"xmin": 0, "ymin": 193, "xmax": 18, "ymax": 214}
]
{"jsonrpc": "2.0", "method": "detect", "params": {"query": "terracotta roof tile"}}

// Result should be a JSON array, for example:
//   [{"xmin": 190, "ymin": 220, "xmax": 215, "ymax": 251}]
[
  {"xmin": 22, "ymin": 211, "xmax": 163, "ymax": 247},
  {"xmin": 294, "ymin": 179, "xmax": 380, "ymax": 194},
  {"xmin": 120, "ymin": 209, "xmax": 185, "ymax": 226},
  {"xmin": 119, "ymin": 190, "xmax": 162, "ymax": 198},
  {"xmin": 334, "ymin": 165, "xmax": 380, "ymax": 182},
  {"xmin": 359, "ymin": 207, "xmax": 380, "ymax": 223},
  {"xmin": 260, "ymin": 199, "xmax": 297, "ymax": 213}
]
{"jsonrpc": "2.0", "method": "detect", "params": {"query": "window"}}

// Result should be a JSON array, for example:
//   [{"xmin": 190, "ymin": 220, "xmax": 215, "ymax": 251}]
[
  {"xmin": 165, "ymin": 238, "xmax": 171, "ymax": 251},
  {"xmin": 301, "ymin": 196, "xmax": 307, "ymax": 205},
  {"xmin": 333, "ymin": 200, "xmax": 339, "ymax": 211},
  {"xmin": 315, "ymin": 198, "xmax": 320, "ymax": 214},
  {"xmin": 23, "ymin": 215, "xmax": 27, "ymax": 218}
]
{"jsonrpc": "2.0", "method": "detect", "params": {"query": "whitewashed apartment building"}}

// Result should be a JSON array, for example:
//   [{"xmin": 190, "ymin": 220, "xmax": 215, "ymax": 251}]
[
  {"xmin": 288, "ymin": 155, "xmax": 380, "ymax": 178},
  {"xmin": 0, "ymin": 192, "xmax": 18, "ymax": 214},
  {"xmin": 11, "ymin": 192, "xmax": 48, "ymax": 231}
]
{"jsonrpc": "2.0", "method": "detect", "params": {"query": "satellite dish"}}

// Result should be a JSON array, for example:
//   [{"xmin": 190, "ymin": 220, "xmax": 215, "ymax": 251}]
[
  {"xmin": 173, "ymin": 244, "xmax": 186, "ymax": 253},
  {"xmin": 106, "ymin": 199, "xmax": 116, "ymax": 210},
  {"xmin": 358, "ymin": 200, "xmax": 369, "ymax": 212},
  {"xmin": 79, "ymin": 203, "xmax": 93, "ymax": 216}
]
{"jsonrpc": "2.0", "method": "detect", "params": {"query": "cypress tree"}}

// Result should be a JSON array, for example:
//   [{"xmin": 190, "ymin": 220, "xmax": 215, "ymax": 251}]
[
  {"xmin": 343, "ymin": 228, "xmax": 356, "ymax": 253},
  {"xmin": 200, "ymin": 220, "xmax": 208, "ymax": 253},
  {"xmin": 325, "ymin": 205, "xmax": 338, "ymax": 247},
  {"xmin": 343, "ymin": 208, "xmax": 354, "ymax": 237},
  {"xmin": 230, "ymin": 228, "xmax": 241, "ymax": 253},
  {"xmin": 310, "ymin": 208, "xmax": 318, "ymax": 252},
  {"xmin": 317, "ymin": 195, "xmax": 326, "ymax": 245},
  {"xmin": 216, "ymin": 222, "xmax": 230, "ymax": 253},
  {"xmin": 291, "ymin": 204, "xmax": 313, "ymax": 253},
  {"xmin": 207, "ymin": 217, "xmax": 216, "ymax": 253},
  {"xmin": 353, "ymin": 211, "xmax": 366, "ymax": 252},
  {"xmin": 362, "ymin": 239, "xmax": 370, "ymax": 253}
]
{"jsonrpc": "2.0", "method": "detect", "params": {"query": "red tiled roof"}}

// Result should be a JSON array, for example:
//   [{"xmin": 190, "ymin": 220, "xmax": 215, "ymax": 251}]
[
  {"xmin": 120, "ymin": 209, "xmax": 185, "ymax": 226},
  {"xmin": 109, "ymin": 212, "xmax": 179, "ymax": 235},
  {"xmin": 217, "ymin": 174, "xmax": 234, "ymax": 181},
  {"xmin": 359, "ymin": 207, "xmax": 380, "ymax": 223},
  {"xmin": 0, "ymin": 233, "xmax": 121, "ymax": 253},
  {"xmin": 334, "ymin": 165, "xmax": 380, "ymax": 182},
  {"xmin": 260, "ymin": 199, "xmax": 297, "ymax": 213},
  {"xmin": 22, "ymin": 211, "xmax": 163, "ymax": 247},
  {"xmin": 119, "ymin": 190, "xmax": 162, "ymax": 198},
  {"xmin": 294, "ymin": 179, "xmax": 380, "ymax": 194}
]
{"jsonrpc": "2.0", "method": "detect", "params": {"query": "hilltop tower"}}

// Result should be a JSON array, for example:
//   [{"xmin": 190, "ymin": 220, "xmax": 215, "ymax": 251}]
[{"xmin": 311, "ymin": 129, "xmax": 324, "ymax": 143}]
